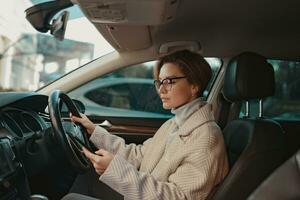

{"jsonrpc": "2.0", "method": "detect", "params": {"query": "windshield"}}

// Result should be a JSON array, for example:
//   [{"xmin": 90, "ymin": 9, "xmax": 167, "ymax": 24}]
[{"xmin": 0, "ymin": 0, "xmax": 114, "ymax": 92}]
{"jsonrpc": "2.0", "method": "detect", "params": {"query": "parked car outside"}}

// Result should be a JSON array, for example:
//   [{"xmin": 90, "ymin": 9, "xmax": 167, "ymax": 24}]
[{"xmin": 69, "ymin": 77, "xmax": 172, "ymax": 118}]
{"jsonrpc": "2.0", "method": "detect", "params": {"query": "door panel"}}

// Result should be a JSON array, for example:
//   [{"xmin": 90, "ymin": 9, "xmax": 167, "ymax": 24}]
[{"xmin": 89, "ymin": 115, "xmax": 168, "ymax": 144}]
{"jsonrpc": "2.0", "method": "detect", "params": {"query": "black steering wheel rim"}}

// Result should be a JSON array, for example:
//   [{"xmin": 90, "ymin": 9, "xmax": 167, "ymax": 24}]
[{"xmin": 48, "ymin": 90, "xmax": 91, "ymax": 172}]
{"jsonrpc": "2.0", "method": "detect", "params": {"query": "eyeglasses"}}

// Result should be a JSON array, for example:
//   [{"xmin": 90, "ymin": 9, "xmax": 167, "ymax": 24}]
[{"xmin": 153, "ymin": 76, "xmax": 186, "ymax": 91}]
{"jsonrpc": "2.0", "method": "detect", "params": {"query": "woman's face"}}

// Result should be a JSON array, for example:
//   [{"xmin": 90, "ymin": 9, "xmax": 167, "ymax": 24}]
[{"xmin": 158, "ymin": 62, "xmax": 199, "ymax": 109}]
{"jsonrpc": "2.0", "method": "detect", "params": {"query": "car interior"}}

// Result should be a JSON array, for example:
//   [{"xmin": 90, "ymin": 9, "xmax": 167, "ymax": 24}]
[{"xmin": 1, "ymin": 0, "xmax": 300, "ymax": 200}]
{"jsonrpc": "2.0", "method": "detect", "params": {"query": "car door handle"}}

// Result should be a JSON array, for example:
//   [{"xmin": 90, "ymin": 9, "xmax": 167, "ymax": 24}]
[{"xmin": 99, "ymin": 120, "xmax": 112, "ymax": 128}]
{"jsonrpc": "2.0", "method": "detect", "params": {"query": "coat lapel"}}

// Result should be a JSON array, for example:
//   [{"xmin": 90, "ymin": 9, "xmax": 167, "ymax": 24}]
[
  {"xmin": 165, "ymin": 104, "xmax": 215, "ymax": 160},
  {"xmin": 141, "ymin": 104, "xmax": 215, "ymax": 173},
  {"xmin": 178, "ymin": 104, "xmax": 215, "ymax": 137}
]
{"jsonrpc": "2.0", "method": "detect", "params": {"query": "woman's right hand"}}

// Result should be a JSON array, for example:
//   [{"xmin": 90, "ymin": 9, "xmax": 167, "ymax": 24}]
[{"xmin": 70, "ymin": 113, "xmax": 96, "ymax": 135}]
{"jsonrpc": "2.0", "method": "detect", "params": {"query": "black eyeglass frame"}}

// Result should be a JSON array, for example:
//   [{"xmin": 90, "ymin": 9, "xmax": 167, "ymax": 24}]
[{"xmin": 153, "ymin": 76, "xmax": 186, "ymax": 91}]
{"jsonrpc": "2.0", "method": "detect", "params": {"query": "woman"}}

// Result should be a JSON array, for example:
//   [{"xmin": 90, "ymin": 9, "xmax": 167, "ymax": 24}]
[{"xmin": 64, "ymin": 50, "xmax": 229, "ymax": 200}]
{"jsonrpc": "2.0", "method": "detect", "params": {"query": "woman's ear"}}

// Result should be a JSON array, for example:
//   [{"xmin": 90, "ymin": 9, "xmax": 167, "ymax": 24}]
[{"xmin": 191, "ymin": 84, "xmax": 200, "ymax": 97}]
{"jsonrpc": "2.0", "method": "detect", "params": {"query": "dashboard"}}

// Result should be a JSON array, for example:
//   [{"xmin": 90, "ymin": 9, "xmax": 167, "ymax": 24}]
[
  {"xmin": 0, "ymin": 93, "xmax": 51, "ymax": 199},
  {"xmin": 0, "ymin": 108, "xmax": 48, "ymax": 139},
  {"xmin": 0, "ymin": 138, "xmax": 16, "ymax": 182},
  {"xmin": 0, "ymin": 92, "xmax": 87, "ymax": 199}
]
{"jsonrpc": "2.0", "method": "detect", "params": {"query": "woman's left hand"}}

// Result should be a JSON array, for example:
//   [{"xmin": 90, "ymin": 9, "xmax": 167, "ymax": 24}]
[{"xmin": 82, "ymin": 147, "xmax": 114, "ymax": 175}]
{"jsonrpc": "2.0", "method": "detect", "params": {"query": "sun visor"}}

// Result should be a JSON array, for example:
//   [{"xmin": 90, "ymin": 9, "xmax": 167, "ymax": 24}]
[
  {"xmin": 94, "ymin": 24, "xmax": 151, "ymax": 51},
  {"xmin": 73, "ymin": 0, "xmax": 180, "ymax": 25}
]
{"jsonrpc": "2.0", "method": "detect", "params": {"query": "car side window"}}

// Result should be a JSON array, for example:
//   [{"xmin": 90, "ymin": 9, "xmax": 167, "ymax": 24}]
[
  {"xmin": 84, "ymin": 80, "xmax": 170, "ymax": 114},
  {"xmin": 69, "ymin": 58, "xmax": 221, "ymax": 118},
  {"xmin": 239, "ymin": 60, "xmax": 300, "ymax": 120}
]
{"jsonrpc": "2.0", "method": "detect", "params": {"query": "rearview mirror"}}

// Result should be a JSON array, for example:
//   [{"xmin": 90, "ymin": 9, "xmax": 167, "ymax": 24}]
[
  {"xmin": 25, "ymin": 0, "xmax": 73, "ymax": 40},
  {"xmin": 50, "ymin": 11, "xmax": 69, "ymax": 41}
]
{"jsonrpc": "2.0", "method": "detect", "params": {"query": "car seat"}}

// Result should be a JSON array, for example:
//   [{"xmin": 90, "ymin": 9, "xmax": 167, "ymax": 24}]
[{"xmin": 209, "ymin": 52, "xmax": 287, "ymax": 200}]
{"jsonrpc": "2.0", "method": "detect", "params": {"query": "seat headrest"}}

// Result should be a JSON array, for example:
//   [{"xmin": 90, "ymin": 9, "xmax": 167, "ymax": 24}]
[{"xmin": 223, "ymin": 52, "xmax": 275, "ymax": 102}]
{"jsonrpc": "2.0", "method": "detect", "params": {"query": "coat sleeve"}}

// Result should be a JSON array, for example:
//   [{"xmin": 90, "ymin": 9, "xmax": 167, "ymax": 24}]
[
  {"xmin": 89, "ymin": 120, "xmax": 172, "ymax": 168},
  {"xmin": 98, "ymin": 128, "xmax": 228, "ymax": 200},
  {"xmin": 89, "ymin": 126, "xmax": 152, "ymax": 168}
]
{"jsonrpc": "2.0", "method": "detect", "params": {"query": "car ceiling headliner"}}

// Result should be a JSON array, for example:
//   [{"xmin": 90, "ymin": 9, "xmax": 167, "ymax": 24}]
[{"xmin": 80, "ymin": 0, "xmax": 300, "ymax": 59}]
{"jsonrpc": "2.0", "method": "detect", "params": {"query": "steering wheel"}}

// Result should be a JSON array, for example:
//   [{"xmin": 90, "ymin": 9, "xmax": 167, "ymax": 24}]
[{"xmin": 48, "ymin": 90, "xmax": 91, "ymax": 172}]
